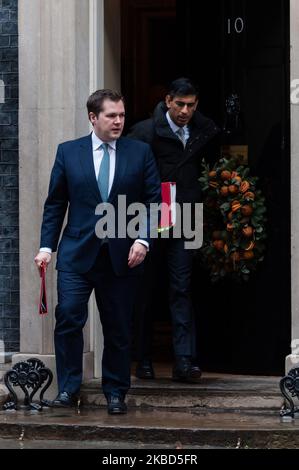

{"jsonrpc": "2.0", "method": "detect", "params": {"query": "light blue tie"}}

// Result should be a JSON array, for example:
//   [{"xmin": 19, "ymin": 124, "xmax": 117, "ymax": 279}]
[
  {"xmin": 98, "ymin": 143, "xmax": 110, "ymax": 202},
  {"xmin": 176, "ymin": 127, "xmax": 186, "ymax": 147}
]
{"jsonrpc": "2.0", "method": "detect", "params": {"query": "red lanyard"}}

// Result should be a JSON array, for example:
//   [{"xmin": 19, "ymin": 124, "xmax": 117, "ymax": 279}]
[{"xmin": 39, "ymin": 262, "xmax": 48, "ymax": 315}]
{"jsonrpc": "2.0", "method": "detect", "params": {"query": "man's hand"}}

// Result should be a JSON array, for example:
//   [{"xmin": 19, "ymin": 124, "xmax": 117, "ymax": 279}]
[
  {"xmin": 128, "ymin": 242, "xmax": 147, "ymax": 268},
  {"xmin": 34, "ymin": 252, "xmax": 52, "ymax": 272}
]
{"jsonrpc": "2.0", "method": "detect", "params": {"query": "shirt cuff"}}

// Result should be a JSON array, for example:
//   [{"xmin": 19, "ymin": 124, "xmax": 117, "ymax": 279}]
[
  {"xmin": 40, "ymin": 247, "xmax": 52, "ymax": 254},
  {"xmin": 134, "ymin": 239, "xmax": 149, "ymax": 251}
]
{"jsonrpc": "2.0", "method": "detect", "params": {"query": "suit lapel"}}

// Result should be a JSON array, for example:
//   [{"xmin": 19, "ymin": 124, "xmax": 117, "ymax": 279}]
[
  {"xmin": 79, "ymin": 134, "xmax": 102, "ymax": 202},
  {"xmin": 108, "ymin": 137, "xmax": 129, "ymax": 203}
]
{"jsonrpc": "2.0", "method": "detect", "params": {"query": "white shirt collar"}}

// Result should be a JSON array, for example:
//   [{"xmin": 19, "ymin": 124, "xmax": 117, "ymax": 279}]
[
  {"xmin": 91, "ymin": 131, "xmax": 116, "ymax": 151},
  {"xmin": 166, "ymin": 111, "xmax": 188, "ymax": 134}
]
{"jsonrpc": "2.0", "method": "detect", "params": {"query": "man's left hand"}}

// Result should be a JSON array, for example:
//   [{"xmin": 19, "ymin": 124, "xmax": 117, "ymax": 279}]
[{"xmin": 128, "ymin": 242, "xmax": 147, "ymax": 268}]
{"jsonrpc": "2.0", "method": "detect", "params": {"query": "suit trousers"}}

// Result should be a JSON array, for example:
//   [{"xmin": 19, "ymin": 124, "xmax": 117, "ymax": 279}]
[
  {"xmin": 165, "ymin": 237, "xmax": 196, "ymax": 357},
  {"xmin": 135, "ymin": 237, "xmax": 197, "ymax": 360},
  {"xmin": 54, "ymin": 245, "xmax": 138, "ymax": 398}
]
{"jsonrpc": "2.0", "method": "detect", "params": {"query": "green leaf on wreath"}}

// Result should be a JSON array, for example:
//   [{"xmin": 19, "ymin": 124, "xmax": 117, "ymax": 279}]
[
  {"xmin": 241, "ymin": 266, "xmax": 250, "ymax": 274},
  {"xmin": 220, "ymin": 202, "xmax": 231, "ymax": 211},
  {"xmin": 251, "ymin": 217, "xmax": 261, "ymax": 227},
  {"xmin": 256, "ymin": 207, "xmax": 267, "ymax": 215}
]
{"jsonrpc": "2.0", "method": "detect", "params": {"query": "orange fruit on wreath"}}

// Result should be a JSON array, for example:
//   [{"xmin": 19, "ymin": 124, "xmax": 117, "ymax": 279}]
[
  {"xmin": 240, "ymin": 181, "xmax": 250, "ymax": 193},
  {"xmin": 221, "ymin": 170, "xmax": 231, "ymax": 180},
  {"xmin": 228, "ymin": 185, "xmax": 239, "ymax": 194},
  {"xmin": 242, "ymin": 226, "xmax": 254, "ymax": 238},
  {"xmin": 244, "ymin": 191, "xmax": 255, "ymax": 201},
  {"xmin": 241, "ymin": 205, "xmax": 253, "ymax": 216},
  {"xmin": 231, "ymin": 201, "xmax": 241, "ymax": 212},
  {"xmin": 209, "ymin": 171, "xmax": 217, "ymax": 178},
  {"xmin": 243, "ymin": 250, "xmax": 254, "ymax": 260},
  {"xmin": 231, "ymin": 199, "xmax": 240, "ymax": 205},
  {"xmin": 233, "ymin": 176, "xmax": 242, "ymax": 184},
  {"xmin": 220, "ymin": 186, "xmax": 229, "ymax": 196}
]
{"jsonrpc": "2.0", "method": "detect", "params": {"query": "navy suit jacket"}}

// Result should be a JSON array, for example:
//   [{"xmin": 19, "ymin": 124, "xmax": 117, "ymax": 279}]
[{"xmin": 40, "ymin": 134, "xmax": 161, "ymax": 276}]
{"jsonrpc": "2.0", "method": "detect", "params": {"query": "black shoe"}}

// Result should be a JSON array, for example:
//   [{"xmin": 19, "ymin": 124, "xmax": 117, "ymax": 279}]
[
  {"xmin": 135, "ymin": 359, "xmax": 155, "ymax": 379},
  {"xmin": 47, "ymin": 391, "xmax": 81, "ymax": 408},
  {"xmin": 106, "ymin": 394, "xmax": 127, "ymax": 415},
  {"xmin": 190, "ymin": 365, "xmax": 202, "ymax": 382},
  {"xmin": 172, "ymin": 356, "xmax": 194, "ymax": 383}
]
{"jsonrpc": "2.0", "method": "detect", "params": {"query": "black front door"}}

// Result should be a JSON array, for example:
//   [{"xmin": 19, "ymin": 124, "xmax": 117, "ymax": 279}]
[{"xmin": 177, "ymin": 0, "xmax": 290, "ymax": 374}]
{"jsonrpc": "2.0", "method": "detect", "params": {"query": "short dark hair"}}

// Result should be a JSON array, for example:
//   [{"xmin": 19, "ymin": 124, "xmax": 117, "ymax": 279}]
[
  {"xmin": 87, "ymin": 89, "xmax": 125, "ymax": 117},
  {"xmin": 167, "ymin": 78, "xmax": 198, "ymax": 99}
]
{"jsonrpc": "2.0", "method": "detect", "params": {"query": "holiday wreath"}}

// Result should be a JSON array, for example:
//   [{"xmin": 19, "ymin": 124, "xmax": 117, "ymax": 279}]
[{"xmin": 199, "ymin": 158, "xmax": 267, "ymax": 282}]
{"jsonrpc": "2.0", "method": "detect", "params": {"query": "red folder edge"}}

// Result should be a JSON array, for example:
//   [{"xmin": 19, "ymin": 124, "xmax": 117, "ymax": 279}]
[
  {"xmin": 39, "ymin": 262, "xmax": 48, "ymax": 315},
  {"xmin": 158, "ymin": 182, "xmax": 176, "ymax": 232}
]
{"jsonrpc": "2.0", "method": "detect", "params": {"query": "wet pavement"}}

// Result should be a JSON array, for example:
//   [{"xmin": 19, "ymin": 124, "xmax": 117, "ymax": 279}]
[
  {"xmin": 0, "ymin": 437, "xmax": 211, "ymax": 449},
  {"xmin": 0, "ymin": 406, "xmax": 299, "ymax": 448},
  {"xmin": 0, "ymin": 406, "xmax": 292, "ymax": 430}
]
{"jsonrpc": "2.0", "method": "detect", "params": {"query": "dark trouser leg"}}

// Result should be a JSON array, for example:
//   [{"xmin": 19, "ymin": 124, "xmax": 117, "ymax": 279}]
[
  {"xmin": 166, "ymin": 237, "xmax": 195, "ymax": 357},
  {"xmin": 55, "ymin": 271, "xmax": 92, "ymax": 394},
  {"xmin": 93, "ymin": 248, "xmax": 138, "ymax": 398}
]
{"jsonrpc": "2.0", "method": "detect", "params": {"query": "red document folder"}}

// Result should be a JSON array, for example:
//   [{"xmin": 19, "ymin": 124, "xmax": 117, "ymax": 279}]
[
  {"xmin": 158, "ymin": 182, "xmax": 176, "ymax": 232},
  {"xmin": 39, "ymin": 262, "xmax": 48, "ymax": 315}
]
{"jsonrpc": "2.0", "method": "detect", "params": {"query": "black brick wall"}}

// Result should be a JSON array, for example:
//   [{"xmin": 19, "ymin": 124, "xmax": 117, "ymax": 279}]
[{"xmin": 0, "ymin": 0, "xmax": 19, "ymax": 353}]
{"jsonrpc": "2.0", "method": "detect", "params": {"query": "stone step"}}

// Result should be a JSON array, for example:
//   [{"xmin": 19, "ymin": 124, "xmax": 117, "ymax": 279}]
[
  {"xmin": 0, "ymin": 407, "xmax": 298, "ymax": 449},
  {"xmin": 0, "ymin": 437, "xmax": 221, "ymax": 450},
  {"xmin": 81, "ymin": 373, "xmax": 283, "ymax": 411}
]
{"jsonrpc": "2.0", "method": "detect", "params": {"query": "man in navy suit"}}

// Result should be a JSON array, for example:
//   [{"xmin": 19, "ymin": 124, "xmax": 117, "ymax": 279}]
[{"xmin": 34, "ymin": 89, "xmax": 161, "ymax": 414}]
